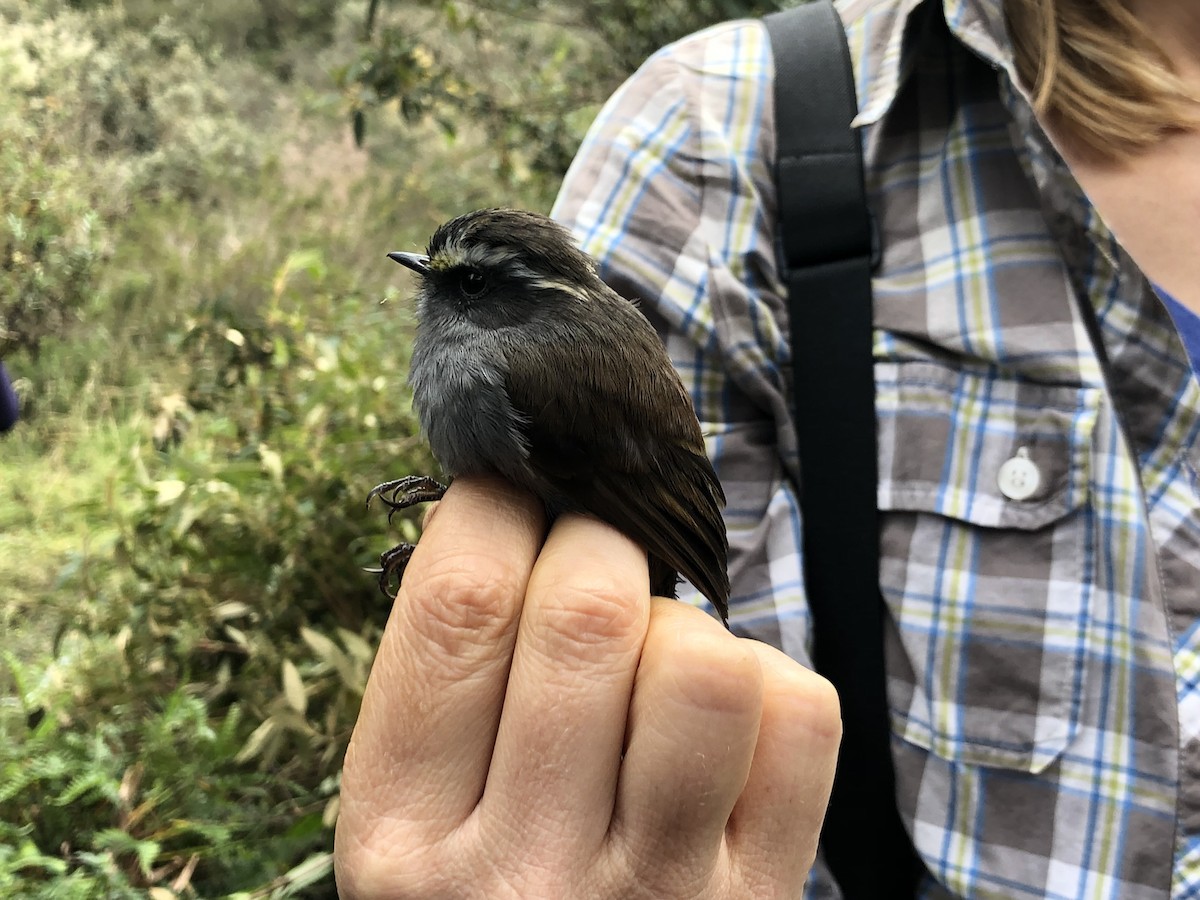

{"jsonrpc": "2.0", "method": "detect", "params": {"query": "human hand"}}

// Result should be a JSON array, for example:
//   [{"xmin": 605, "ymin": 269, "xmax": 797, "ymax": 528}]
[{"xmin": 334, "ymin": 476, "xmax": 841, "ymax": 899}]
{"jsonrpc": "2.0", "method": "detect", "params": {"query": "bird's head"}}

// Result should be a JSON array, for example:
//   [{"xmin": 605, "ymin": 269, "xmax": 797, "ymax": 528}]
[{"xmin": 388, "ymin": 208, "xmax": 604, "ymax": 328}]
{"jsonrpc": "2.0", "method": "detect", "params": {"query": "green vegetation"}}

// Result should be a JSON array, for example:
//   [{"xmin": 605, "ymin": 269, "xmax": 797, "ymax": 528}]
[{"xmin": 0, "ymin": 0, "xmax": 778, "ymax": 895}]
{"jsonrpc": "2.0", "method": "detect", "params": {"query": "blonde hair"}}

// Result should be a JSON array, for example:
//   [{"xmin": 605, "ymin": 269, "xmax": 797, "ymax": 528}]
[{"xmin": 1004, "ymin": 0, "xmax": 1200, "ymax": 158}]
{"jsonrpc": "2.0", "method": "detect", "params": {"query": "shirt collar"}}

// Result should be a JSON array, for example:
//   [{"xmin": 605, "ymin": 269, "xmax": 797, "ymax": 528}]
[{"xmin": 841, "ymin": 0, "xmax": 1017, "ymax": 127}]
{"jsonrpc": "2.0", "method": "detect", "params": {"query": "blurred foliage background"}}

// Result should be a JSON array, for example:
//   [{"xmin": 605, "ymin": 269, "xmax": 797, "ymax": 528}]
[{"xmin": 0, "ymin": 0, "xmax": 781, "ymax": 895}]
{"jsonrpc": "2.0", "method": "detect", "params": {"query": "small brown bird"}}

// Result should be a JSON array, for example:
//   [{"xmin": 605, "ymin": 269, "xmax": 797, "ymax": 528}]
[{"xmin": 368, "ymin": 208, "xmax": 730, "ymax": 623}]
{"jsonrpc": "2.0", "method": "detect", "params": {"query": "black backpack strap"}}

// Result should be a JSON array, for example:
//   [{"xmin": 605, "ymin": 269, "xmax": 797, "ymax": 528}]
[{"xmin": 763, "ymin": 3, "xmax": 925, "ymax": 896}]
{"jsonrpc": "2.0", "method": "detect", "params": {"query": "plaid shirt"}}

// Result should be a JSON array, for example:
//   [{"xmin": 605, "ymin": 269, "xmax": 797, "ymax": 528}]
[{"xmin": 552, "ymin": 0, "xmax": 1200, "ymax": 896}]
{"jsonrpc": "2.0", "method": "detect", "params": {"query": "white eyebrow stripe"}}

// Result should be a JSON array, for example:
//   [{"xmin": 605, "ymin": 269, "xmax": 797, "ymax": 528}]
[
  {"xmin": 528, "ymin": 277, "xmax": 591, "ymax": 301},
  {"xmin": 435, "ymin": 240, "xmax": 591, "ymax": 302}
]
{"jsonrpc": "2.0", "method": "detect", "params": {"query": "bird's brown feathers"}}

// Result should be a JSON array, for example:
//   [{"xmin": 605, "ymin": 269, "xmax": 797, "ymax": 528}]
[{"xmin": 501, "ymin": 283, "xmax": 730, "ymax": 617}]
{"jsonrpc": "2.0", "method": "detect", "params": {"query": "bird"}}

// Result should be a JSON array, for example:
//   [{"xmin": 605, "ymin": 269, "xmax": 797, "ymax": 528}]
[{"xmin": 368, "ymin": 207, "xmax": 730, "ymax": 623}]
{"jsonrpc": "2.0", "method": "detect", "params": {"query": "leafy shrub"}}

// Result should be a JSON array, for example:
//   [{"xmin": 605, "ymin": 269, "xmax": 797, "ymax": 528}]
[
  {"xmin": 0, "ymin": 677, "xmax": 320, "ymax": 899},
  {"xmin": 0, "ymin": 5, "xmax": 265, "ymax": 359},
  {"xmin": 121, "ymin": 248, "xmax": 431, "ymax": 633},
  {"xmin": 6, "ymin": 11, "xmax": 261, "ymax": 199},
  {"xmin": 0, "ymin": 142, "xmax": 100, "ymax": 357},
  {"xmin": 62, "ymin": 0, "xmax": 342, "ymax": 75},
  {"xmin": 341, "ymin": 0, "xmax": 784, "ymax": 183}
]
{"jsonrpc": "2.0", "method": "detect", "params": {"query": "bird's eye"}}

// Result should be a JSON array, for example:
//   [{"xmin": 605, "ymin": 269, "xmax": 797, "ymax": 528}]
[{"xmin": 457, "ymin": 268, "xmax": 488, "ymax": 298}]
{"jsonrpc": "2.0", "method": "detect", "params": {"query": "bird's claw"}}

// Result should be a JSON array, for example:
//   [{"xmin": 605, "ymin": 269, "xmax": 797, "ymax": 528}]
[
  {"xmin": 366, "ymin": 474, "xmax": 447, "ymax": 597},
  {"xmin": 375, "ymin": 541, "xmax": 416, "ymax": 599},
  {"xmin": 366, "ymin": 475, "xmax": 447, "ymax": 524}
]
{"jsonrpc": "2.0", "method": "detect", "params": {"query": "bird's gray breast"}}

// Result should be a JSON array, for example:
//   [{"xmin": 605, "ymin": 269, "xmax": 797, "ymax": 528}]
[{"xmin": 408, "ymin": 318, "xmax": 530, "ymax": 481}]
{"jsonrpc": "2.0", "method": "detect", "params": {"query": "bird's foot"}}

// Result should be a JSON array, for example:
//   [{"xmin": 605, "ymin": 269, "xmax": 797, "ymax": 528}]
[
  {"xmin": 366, "ymin": 475, "xmax": 448, "ymax": 524},
  {"xmin": 363, "ymin": 541, "xmax": 417, "ymax": 599},
  {"xmin": 365, "ymin": 475, "xmax": 447, "ymax": 598}
]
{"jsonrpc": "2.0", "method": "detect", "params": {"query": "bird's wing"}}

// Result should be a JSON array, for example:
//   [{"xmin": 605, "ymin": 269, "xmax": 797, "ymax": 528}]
[{"xmin": 501, "ymin": 303, "xmax": 729, "ymax": 612}]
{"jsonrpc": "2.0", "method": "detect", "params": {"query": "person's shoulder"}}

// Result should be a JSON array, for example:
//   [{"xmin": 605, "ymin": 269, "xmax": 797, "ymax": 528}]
[
  {"xmin": 642, "ymin": 0, "xmax": 907, "ymax": 86},
  {"xmin": 642, "ymin": 18, "xmax": 771, "ymax": 84}
]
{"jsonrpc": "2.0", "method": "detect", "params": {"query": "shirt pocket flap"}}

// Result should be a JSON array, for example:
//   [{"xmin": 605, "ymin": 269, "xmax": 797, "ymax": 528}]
[
  {"xmin": 875, "ymin": 360, "xmax": 1102, "ymax": 773},
  {"xmin": 877, "ymin": 361, "xmax": 1098, "ymax": 530}
]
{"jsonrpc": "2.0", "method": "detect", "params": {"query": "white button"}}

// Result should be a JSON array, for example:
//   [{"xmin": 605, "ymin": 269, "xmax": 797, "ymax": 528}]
[{"xmin": 997, "ymin": 447, "xmax": 1041, "ymax": 501}]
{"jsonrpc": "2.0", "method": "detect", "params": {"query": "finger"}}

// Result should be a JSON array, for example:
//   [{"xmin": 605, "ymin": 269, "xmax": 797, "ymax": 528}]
[
  {"xmin": 609, "ymin": 600, "xmax": 764, "ymax": 879},
  {"xmin": 340, "ymin": 476, "xmax": 546, "ymax": 838},
  {"xmin": 482, "ymin": 513, "xmax": 651, "ymax": 855},
  {"xmin": 726, "ymin": 643, "xmax": 841, "ymax": 888}
]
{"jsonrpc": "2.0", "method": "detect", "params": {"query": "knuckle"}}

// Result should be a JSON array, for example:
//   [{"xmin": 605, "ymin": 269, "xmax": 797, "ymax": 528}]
[
  {"xmin": 756, "ymin": 646, "xmax": 844, "ymax": 743},
  {"xmin": 530, "ymin": 575, "xmax": 645, "ymax": 658},
  {"xmin": 334, "ymin": 826, "xmax": 442, "ymax": 898},
  {"xmin": 670, "ymin": 628, "xmax": 763, "ymax": 714},
  {"xmin": 805, "ymin": 670, "xmax": 842, "ymax": 719},
  {"xmin": 783, "ymin": 669, "xmax": 844, "ymax": 743},
  {"xmin": 402, "ymin": 552, "xmax": 523, "ymax": 659},
  {"xmin": 592, "ymin": 843, "xmax": 709, "ymax": 900}
]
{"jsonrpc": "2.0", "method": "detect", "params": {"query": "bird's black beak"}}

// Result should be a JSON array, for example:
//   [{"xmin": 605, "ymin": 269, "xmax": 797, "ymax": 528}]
[{"xmin": 387, "ymin": 251, "xmax": 431, "ymax": 275}]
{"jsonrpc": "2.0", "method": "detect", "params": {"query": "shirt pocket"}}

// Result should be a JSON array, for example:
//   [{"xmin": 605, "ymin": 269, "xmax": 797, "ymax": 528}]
[{"xmin": 875, "ymin": 360, "xmax": 1101, "ymax": 773}]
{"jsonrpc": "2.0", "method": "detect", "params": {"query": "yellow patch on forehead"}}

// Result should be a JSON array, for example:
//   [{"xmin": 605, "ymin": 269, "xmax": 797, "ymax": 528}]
[
  {"xmin": 427, "ymin": 248, "xmax": 465, "ymax": 272},
  {"xmin": 430, "ymin": 237, "xmax": 523, "ymax": 273}
]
